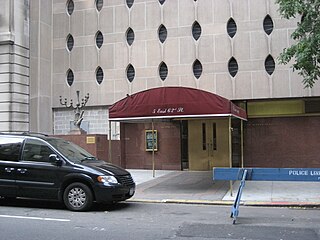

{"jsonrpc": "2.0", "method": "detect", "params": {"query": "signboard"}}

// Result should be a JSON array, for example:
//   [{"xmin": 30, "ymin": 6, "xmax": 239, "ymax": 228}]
[
  {"xmin": 213, "ymin": 168, "xmax": 320, "ymax": 182},
  {"xmin": 86, "ymin": 136, "xmax": 96, "ymax": 144},
  {"xmin": 145, "ymin": 130, "xmax": 158, "ymax": 152}
]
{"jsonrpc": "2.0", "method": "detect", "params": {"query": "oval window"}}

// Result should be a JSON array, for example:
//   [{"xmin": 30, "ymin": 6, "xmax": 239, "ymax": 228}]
[
  {"xmin": 159, "ymin": 62, "xmax": 168, "ymax": 81},
  {"xmin": 158, "ymin": 25, "xmax": 167, "ymax": 43},
  {"xmin": 66, "ymin": 69, "xmax": 74, "ymax": 86},
  {"xmin": 192, "ymin": 21, "xmax": 201, "ymax": 41},
  {"xmin": 96, "ymin": 67, "xmax": 104, "ymax": 85},
  {"xmin": 66, "ymin": 34, "xmax": 74, "ymax": 52},
  {"xmin": 126, "ymin": 0, "xmax": 134, "ymax": 8},
  {"xmin": 96, "ymin": 31, "xmax": 103, "ymax": 49},
  {"xmin": 126, "ymin": 28, "xmax": 135, "ymax": 46},
  {"xmin": 96, "ymin": 0, "xmax": 103, "ymax": 12},
  {"xmin": 193, "ymin": 59, "xmax": 202, "ymax": 79},
  {"xmin": 126, "ymin": 64, "xmax": 135, "ymax": 82},
  {"xmin": 228, "ymin": 57, "xmax": 238, "ymax": 77},
  {"xmin": 66, "ymin": 0, "xmax": 74, "ymax": 16},
  {"xmin": 227, "ymin": 18, "xmax": 237, "ymax": 38},
  {"xmin": 263, "ymin": 15, "xmax": 274, "ymax": 35},
  {"xmin": 265, "ymin": 55, "xmax": 275, "ymax": 75}
]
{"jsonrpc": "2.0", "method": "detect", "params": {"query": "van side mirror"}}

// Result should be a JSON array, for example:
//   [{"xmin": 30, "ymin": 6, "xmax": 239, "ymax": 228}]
[{"xmin": 49, "ymin": 154, "xmax": 63, "ymax": 166}]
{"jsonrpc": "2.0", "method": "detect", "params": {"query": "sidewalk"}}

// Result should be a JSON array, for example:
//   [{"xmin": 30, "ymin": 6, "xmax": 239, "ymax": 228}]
[{"xmin": 127, "ymin": 169, "xmax": 320, "ymax": 206}]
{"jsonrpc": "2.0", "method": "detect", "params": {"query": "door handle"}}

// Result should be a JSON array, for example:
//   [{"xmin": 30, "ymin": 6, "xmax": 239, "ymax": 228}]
[
  {"xmin": 4, "ymin": 168, "xmax": 15, "ymax": 173},
  {"xmin": 5, "ymin": 167, "xmax": 15, "ymax": 173},
  {"xmin": 17, "ymin": 168, "xmax": 27, "ymax": 174}
]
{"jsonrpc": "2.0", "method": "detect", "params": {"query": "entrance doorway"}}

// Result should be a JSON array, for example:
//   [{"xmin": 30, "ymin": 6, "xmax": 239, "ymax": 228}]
[
  {"xmin": 109, "ymin": 87, "xmax": 247, "ymax": 171},
  {"xmin": 188, "ymin": 119, "xmax": 230, "ymax": 170}
]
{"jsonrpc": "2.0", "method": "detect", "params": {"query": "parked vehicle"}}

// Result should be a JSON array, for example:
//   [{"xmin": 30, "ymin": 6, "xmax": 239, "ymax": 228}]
[{"xmin": 0, "ymin": 133, "xmax": 135, "ymax": 211}]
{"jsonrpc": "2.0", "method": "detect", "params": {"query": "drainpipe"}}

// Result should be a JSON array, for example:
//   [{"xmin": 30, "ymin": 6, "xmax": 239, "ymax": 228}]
[
  {"xmin": 109, "ymin": 120, "xmax": 112, "ymax": 163},
  {"xmin": 241, "ymin": 119, "xmax": 244, "ymax": 168},
  {"xmin": 152, "ymin": 119, "xmax": 155, "ymax": 178},
  {"xmin": 229, "ymin": 116, "xmax": 233, "ymax": 196}
]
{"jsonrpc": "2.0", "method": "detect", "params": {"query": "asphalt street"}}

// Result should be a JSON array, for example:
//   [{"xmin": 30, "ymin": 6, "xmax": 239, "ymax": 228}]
[{"xmin": 0, "ymin": 198, "xmax": 319, "ymax": 240}]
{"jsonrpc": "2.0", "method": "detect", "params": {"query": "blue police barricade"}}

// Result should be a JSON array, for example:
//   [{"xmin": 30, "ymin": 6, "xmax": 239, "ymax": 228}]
[{"xmin": 213, "ymin": 168, "xmax": 320, "ymax": 224}]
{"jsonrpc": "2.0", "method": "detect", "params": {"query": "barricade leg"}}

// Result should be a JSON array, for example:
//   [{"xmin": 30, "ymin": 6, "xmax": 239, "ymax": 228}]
[{"xmin": 230, "ymin": 169, "xmax": 247, "ymax": 224}]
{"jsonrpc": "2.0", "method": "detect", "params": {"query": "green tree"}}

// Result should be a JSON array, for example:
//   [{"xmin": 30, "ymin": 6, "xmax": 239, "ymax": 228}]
[{"xmin": 276, "ymin": 0, "xmax": 320, "ymax": 88}]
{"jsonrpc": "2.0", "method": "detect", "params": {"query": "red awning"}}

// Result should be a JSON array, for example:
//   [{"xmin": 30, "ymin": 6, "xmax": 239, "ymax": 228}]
[{"xmin": 109, "ymin": 87, "xmax": 247, "ymax": 121}]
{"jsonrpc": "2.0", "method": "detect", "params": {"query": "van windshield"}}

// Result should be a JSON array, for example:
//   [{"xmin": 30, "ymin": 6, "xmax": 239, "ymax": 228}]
[{"xmin": 46, "ymin": 138, "xmax": 97, "ymax": 164}]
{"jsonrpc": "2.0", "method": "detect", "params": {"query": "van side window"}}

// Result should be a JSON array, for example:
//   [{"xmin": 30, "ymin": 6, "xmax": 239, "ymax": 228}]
[
  {"xmin": 0, "ymin": 137, "xmax": 23, "ymax": 161},
  {"xmin": 22, "ymin": 139, "xmax": 55, "ymax": 163}
]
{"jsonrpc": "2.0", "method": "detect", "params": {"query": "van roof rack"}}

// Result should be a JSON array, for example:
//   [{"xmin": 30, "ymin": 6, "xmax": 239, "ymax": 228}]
[
  {"xmin": 0, "ymin": 132, "xmax": 49, "ymax": 137},
  {"xmin": 22, "ymin": 132, "xmax": 49, "ymax": 137}
]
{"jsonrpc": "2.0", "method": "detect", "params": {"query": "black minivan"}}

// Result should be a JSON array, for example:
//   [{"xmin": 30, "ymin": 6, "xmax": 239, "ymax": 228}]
[{"xmin": 0, "ymin": 133, "xmax": 135, "ymax": 211}]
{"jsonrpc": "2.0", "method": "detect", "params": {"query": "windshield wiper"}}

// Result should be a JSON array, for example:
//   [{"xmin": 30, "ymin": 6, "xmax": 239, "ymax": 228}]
[{"xmin": 81, "ymin": 156, "xmax": 97, "ymax": 162}]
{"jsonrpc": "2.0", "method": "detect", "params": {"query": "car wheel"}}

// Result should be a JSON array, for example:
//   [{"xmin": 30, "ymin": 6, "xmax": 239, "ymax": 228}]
[{"xmin": 63, "ymin": 182, "xmax": 93, "ymax": 211}]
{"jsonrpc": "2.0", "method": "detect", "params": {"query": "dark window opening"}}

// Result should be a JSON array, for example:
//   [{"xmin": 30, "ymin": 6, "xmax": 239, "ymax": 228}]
[
  {"xmin": 66, "ymin": 34, "xmax": 74, "ymax": 52},
  {"xmin": 96, "ymin": 67, "xmax": 104, "ymax": 85},
  {"xmin": 212, "ymin": 123, "xmax": 217, "ymax": 150},
  {"xmin": 126, "ymin": 0, "xmax": 134, "ymax": 8},
  {"xmin": 192, "ymin": 21, "xmax": 201, "ymax": 41},
  {"xmin": 202, "ymin": 123, "xmax": 206, "ymax": 151},
  {"xmin": 159, "ymin": 62, "xmax": 168, "ymax": 81},
  {"xmin": 263, "ymin": 15, "xmax": 274, "ymax": 35},
  {"xmin": 66, "ymin": 0, "xmax": 74, "ymax": 16},
  {"xmin": 193, "ymin": 59, "xmax": 202, "ymax": 79},
  {"xmin": 96, "ymin": 0, "xmax": 103, "ymax": 12},
  {"xmin": 265, "ymin": 55, "xmax": 275, "ymax": 75},
  {"xmin": 126, "ymin": 64, "xmax": 135, "ymax": 82},
  {"xmin": 96, "ymin": 31, "xmax": 103, "ymax": 49},
  {"xmin": 66, "ymin": 69, "xmax": 74, "ymax": 86},
  {"xmin": 305, "ymin": 99, "xmax": 320, "ymax": 113},
  {"xmin": 227, "ymin": 18, "xmax": 237, "ymax": 38},
  {"xmin": 180, "ymin": 121, "xmax": 189, "ymax": 170},
  {"xmin": 158, "ymin": 24, "xmax": 167, "ymax": 43},
  {"xmin": 126, "ymin": 28, "xmax": 135, "ymax": 46},
  {"xmin": 228, "ymin": 57, "xmax": 238, "ymax": 77}
]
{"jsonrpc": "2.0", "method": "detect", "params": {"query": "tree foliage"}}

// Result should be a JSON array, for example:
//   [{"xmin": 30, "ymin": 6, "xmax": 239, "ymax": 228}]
[{"xmin": 276, "ymin": 0, "xmax": 320, "ymax": 88}]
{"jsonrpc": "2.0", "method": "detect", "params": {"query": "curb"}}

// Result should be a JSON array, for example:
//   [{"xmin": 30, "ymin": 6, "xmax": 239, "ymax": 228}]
[
  {"xmin": 243, "ymin": 201, "xmax": 320, "ymax": 208},
  {"xmin": 128, "ymin": 198, "xmax": 233, "ymax": 205},
  {"xmin": 128, "ymin": 198, "xmax": 320, "ymax": 208}
]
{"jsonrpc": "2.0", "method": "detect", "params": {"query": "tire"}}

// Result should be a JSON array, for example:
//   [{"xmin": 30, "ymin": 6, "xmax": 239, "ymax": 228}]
[{"xmin": 63, "ymin": 182, "xmax": 93, "ymax": 211}]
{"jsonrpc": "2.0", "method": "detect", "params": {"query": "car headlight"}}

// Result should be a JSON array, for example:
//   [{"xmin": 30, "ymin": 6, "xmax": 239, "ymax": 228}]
[{"xmin": 97, "ymin": 176, "xmax": 118, "ymax": 185}]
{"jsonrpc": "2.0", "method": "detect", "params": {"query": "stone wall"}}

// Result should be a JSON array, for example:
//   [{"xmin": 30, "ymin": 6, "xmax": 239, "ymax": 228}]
[
  {"xmin": 29, "ymin": 0, "xmax": 53, "ymax": 134},
  {"xmin": 0, "ymin": 0, "xmax": 30, "ymax": 132},
  {"xmin": 53, "ymin": 106, "xmax": 120, "ymax": 139}
]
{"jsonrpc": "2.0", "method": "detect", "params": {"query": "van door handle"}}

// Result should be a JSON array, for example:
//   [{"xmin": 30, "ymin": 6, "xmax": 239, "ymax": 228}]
[
  {"xmin": 5, "ymin": 167, "xmax": 15, "ymax": 173},
  {"xmin": 17, "ymin": 168, "xmax": 27, "ymax": 174}
]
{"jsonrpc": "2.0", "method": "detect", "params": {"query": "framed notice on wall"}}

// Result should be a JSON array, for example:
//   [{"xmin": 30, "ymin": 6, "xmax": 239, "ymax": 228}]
[{"xmin": 145, "ymin": 130, "xmax": 158, "ymax": 151}]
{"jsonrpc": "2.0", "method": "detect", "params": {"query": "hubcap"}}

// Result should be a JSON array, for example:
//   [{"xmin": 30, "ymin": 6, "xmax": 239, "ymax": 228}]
[{"xmin": 68, "ymin": 187, "xmax": 86, "ymax": 208}]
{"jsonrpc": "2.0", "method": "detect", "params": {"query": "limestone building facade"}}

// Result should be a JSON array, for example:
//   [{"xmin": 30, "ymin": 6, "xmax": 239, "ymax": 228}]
[
  {"xmin": 51, "ymin": 0, "xmax": 319, "ymax": 134},
  {"xmin": 2, "ymin": 0, "xmax": 320, "ymax": 169}
]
